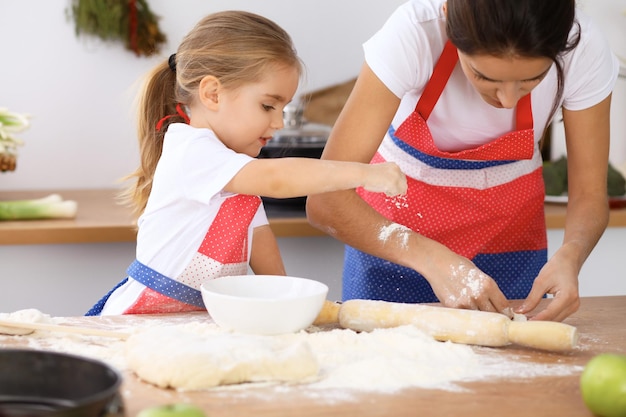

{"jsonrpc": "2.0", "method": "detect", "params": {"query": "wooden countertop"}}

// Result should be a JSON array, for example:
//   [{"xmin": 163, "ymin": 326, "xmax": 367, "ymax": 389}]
[
  {"xmin": 1, "ymin": 189, "xmax": 625, "ymax": 245},
  {"xmin": 0, "ymin": 296, "xmax": 624, "ymax": 417},
  {"xmin": 0, "ymin": 189, "xmax": 324, "ymax": 245}
]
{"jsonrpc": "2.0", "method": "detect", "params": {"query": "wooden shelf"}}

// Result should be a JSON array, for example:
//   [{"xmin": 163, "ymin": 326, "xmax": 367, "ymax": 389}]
[
  {"xmin": 0, "ymin": 189, "xmax": 323, "ymax": 245},
  {"xmin": 1, "ymin": 189, "xmax": 624, "ymax": 245},
  {"xmin": 544, "ymin": 200, "xmax": 626, "ymax": 229}
]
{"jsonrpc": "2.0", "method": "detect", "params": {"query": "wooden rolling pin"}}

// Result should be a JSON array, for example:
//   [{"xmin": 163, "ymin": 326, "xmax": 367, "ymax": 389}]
[
  {"xmin": 0, "ymin": 319, "xmax": 130, "ymax": 339},
  {"xmin": 314, "ymin": 299, "xmax": 578, "ymax": 352}
]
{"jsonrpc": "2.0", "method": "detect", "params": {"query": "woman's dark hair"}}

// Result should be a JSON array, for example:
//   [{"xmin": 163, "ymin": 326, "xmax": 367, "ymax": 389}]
[{"xmin": 446, "ymin": 0, "xmax": 581, "ymax": 133}]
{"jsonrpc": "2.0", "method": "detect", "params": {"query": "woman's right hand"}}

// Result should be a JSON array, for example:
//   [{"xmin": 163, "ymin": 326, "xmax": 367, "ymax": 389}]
[
  {"xmin": 420, "ymin": 242, "xmax": 512, "ymax": 315},
  {"xmin": 361, "ymin": 162, "xmax": 407, "ymax": 197}
]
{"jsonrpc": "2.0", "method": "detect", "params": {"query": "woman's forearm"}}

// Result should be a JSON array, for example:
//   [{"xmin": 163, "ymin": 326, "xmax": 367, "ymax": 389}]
[
  {"xmin": 306, "ymin": 189, "xmax": 434, "ymax": 272},
  {"xmin": 560, "ymin": 193, "xmax": 609, "ymax": 272}
]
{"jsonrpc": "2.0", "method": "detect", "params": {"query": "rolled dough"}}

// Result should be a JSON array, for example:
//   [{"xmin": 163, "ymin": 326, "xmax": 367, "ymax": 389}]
[
  {"xmin": 125, "ymin": 325, "xmax": 319, "ymax": 389},
  {"xmin": 0, "ymin": 309, "xmax": 52, "ymax": 335}
]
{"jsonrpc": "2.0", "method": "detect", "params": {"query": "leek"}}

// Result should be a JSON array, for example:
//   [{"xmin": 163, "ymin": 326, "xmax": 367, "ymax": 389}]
[
  {"xmin": 0, "ymin": 194, "xmax": 78, "ymax": 220},
  {"xmin": 0, "ymin": 108, "xmax": 29, "ymax": 155}
]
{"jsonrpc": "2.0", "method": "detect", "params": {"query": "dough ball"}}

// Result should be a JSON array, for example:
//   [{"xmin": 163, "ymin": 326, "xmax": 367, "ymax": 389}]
[
  {"xmin": 0, "ymin": 309, "xmax": 53, "ymax": 335},
  {"xmin": 125, "ymin": 326, "xmax": 319, "ymax": 389}
]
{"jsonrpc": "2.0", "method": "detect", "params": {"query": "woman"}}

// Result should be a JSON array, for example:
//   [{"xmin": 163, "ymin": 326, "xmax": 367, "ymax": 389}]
[{"xmin": 306, "ymin": 0, "xmax": 619, "ymax": 321}]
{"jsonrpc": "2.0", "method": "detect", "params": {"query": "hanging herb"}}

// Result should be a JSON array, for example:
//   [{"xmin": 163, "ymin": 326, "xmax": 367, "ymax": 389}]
[{"xmin": 67, "ymin": 0, "xmax": 166, "ymax": 57}]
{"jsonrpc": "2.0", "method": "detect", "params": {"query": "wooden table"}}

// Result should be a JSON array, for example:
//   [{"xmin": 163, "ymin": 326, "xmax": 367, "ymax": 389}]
[{"xmin": 1, "ymin": 296, "xmax": 624, "ymax": 417}]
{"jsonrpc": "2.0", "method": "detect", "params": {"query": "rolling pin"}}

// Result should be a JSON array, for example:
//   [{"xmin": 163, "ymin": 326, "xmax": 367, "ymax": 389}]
[
  {"xmin": 314, "ymin": 299, "xmax": 578, "ymax": 352},
  {"xmin": 0, "ymin": 319, "xmax": 130, "ymax": 339}
]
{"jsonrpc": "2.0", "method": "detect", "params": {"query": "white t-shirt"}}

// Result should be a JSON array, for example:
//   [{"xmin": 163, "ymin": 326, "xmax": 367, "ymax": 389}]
[
  {"xmin": 100, "ymin": 124, "xmax": 268, "ymax": 314},
  {"xmin": 136, "ymin": 123, "xmax": 268, "ymax": 276},
  {"xmin": 364, "ymin": 0, "xmax": 619, "ymax": 152}
]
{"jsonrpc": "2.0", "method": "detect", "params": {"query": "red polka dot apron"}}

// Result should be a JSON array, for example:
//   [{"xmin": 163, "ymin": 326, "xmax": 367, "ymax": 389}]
[
  {"xmin": 86, "ymin": 194, "xmax": 261, "ymax": 315},
  {"xmin": 343, "ymin": 40, "xmax": 547, "ymax": 303}
]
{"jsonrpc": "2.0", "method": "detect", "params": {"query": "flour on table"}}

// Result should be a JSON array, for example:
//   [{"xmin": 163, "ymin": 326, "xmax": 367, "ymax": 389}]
[
  {"xmin": 0, "ymin": 316, "xmax": 582, "ymax": 395},
  {"xmin": 126, "ymin": 322, "xmax": 580, "ymax": 392},
  {"xmin": 0, "ymin": 309, "xmax": 53, "ymax": 335},
  {"xmin": 307, "ymin": 326, "xmax": 480, "ymax": 391},
  {"xmin": 125, "ymin": 324, "xmax": 318, "ymax": 389}
]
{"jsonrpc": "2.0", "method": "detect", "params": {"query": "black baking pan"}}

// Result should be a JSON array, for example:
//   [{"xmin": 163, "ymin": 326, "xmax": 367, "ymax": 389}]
[{"xmin": 0, "ymin": 349, "xmax": 124, "ymax": 417}]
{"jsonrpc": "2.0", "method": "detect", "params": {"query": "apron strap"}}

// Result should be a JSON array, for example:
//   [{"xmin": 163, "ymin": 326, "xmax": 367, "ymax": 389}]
[
  {"xmin": 85, "ymin": 277, "xmax": 129, "ymax": 316},
  {"xmin": 416, "ymin": 40, "xmax": 458, "ymax": 121},
  {"xmin": 127, "ymin": 260, "xmax": 205, "ymax": 308},
  {"xmin": 415, "ymin": 40, "xmax": 533, "ymax": 131},
  {"xmin": 516, "ymin": 94, "xmax": 533, "ymax": 131}
]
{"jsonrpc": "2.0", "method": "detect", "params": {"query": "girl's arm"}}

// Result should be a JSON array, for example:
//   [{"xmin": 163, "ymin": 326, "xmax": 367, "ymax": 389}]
[
  {"xmin": 224, "ymin": 157, "xmax": 406, "ymax": 198},
  {"xmin": 520, "ymin": 94, "xmax": 612, "ymax": 321},
  {"xmin": 249, "ymin": 224, "xmax": 286, "ymax": 276}
]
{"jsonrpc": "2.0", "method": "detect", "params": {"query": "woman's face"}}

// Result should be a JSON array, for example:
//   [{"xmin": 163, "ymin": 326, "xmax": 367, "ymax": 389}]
[{"xmin": 457, "ymin": 52, "xmax": 553, "ymax": 109}]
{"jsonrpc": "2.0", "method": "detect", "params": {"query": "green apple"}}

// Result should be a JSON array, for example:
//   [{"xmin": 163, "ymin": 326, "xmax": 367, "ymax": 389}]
[
  {"xmin": 580, "ymin": 353, "xmax": 626, "ymax": 417},
  {"xmin": 136, "ymin": 403, "xmax": 207, "ymax": 417}
]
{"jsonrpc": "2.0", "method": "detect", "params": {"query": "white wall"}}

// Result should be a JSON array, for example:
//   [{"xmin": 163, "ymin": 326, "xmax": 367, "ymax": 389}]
[
  {"xmin": 1, "ymin": 1, "xmax": 623, "ymax": 191},
  {"xmin": 0, "ymin": 0, "xmax": 405, "ymax": 191},
  {"xmin": 551, "ymin": 1, "xmax": 626, "ymax": 166},
  {"xmin": 2, "ymin": 230, "xmax": 624, "ymax": 317},
  {"xmin": 0, "ymin": 237, "xmax": 345, "ymax": 317}
]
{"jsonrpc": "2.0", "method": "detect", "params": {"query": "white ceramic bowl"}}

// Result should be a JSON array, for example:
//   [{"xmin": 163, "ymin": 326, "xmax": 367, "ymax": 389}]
[{"xmin": 200, "ymin": 275, "xmax": 329, "ymax": 335}]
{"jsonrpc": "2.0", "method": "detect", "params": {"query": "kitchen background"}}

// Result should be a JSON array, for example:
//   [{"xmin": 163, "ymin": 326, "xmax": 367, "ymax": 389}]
[{"xmin": 1, "ymin": 0, "xmax": 625, "ymax": 316}]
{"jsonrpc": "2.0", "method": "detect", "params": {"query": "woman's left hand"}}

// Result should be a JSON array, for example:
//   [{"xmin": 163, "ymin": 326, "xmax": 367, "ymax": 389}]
[{"xmin": 516, "ymin": 244, "xmax": 581, "ymax": 322}]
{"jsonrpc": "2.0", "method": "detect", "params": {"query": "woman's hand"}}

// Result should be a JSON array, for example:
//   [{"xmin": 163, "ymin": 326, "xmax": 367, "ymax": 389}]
[
  {"xmin": 419, "ymin": 241, "xmax": 512, "ymax": 315},
  {"xmin": 361, "ymin": 162, "xmax": 408, "ymax": 196},
  {"xmin": 517, "ymin": 243, "xmax": 581, "ymax": 322}
]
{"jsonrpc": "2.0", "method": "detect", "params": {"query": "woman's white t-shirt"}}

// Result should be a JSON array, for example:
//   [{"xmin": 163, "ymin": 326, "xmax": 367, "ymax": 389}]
[{"xmin": 363, "ymin": 0, "xmax": 619, "ymax": 152}]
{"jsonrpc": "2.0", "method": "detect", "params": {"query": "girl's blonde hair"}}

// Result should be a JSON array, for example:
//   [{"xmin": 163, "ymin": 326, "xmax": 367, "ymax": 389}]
[{"xmin": 122, "ymin": 10, "xmax": 303, "ymax": 218}]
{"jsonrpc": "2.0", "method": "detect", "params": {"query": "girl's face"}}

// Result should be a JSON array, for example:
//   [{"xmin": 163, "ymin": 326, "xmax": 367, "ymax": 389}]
[
  {"xmin": 211, "ymin": 64, "xmax": 299, "ymax": 157},
  {"xmin": 457, "ymin": 52, "xmax": 553, "ymax": 109}
]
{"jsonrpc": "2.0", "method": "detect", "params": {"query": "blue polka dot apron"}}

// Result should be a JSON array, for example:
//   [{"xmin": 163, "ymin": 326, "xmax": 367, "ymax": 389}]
[
  {"xmin": 344, "ymin": 40, "xmax": 547, "ymax": 303},
  {"xmin": 86, "ymin": 194, "xmax": 261, "ymax": 315}
]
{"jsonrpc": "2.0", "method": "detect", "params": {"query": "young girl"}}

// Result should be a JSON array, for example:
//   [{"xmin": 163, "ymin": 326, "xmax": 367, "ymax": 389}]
[
  {"xmin": 307, "ymin": 0, "xmax": 619, "ymax": 321},
  {"xmin": 86, "ymin": 11, "xmax": 406, "ymax": 316}
]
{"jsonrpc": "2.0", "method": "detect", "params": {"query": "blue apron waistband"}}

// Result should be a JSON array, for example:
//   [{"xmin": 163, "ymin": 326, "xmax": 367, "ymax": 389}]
[
  {"xmin": 127, "ymin": 260, "xmax": 205, "ymax": 308},
  {"xmin": 85, "ymin": 260, "xmax": 205, "ymax": 316}
]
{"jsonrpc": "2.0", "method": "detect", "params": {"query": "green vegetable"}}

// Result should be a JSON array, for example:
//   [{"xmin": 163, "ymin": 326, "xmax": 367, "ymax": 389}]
[
  {"xmin": 136, "ymin": 403, "xmax": 207, "ymax": 417},
  {"xmin": 608, "ymin": 162, "xmax": 626, "ymax": 197},
  {"xmin": 542, "ymin": 155, "xmax": 568, "ymax": 196},
  {"xmin": 542, "ymin": 156, "xmax": 626, "ymax": 197},
  {"xmin": 0, "ymin": 194, "xmax": 77, "ymax": 220}
]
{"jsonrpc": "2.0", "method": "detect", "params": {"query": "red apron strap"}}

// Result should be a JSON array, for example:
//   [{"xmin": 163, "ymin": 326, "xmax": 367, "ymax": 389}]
[
  {"xmin": 516, "ymin": 94, "xmax": 533, "ymax": 131},
  {"xmin": 416, "ymin": 40, "xmax": 534, "ymax": 131},
  {"xmin": 416, "ymin": 40, "xmax": 458, "ymax": 121}
]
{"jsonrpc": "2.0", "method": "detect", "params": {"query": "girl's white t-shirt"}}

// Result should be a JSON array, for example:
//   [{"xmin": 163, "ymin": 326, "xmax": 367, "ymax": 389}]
[
  {"xmin": 135, "ymin": 123, "xmax": 268, "ymax": 279},
  {"xmin": 364, "ymin": 0, "xmax": 619, "ymax": 152}
]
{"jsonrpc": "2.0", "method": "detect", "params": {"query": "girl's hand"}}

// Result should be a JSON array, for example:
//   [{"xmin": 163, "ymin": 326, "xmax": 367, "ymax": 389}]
[{"xmin": 361, "ymin": 162, "xmax": 407, "ymax": 196}]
